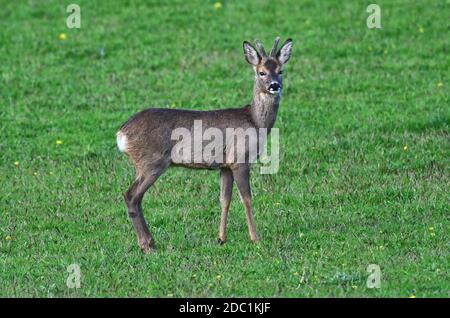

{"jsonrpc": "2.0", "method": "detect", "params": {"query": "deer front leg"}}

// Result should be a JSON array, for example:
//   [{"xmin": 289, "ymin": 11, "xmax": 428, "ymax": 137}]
[
  {"xmin": 232, "ymin": 165, "xmax": 259, "ymax": 242},
  {"xmin": 218, "ymin": 168, "xmax": 233, "ymax": 244}
]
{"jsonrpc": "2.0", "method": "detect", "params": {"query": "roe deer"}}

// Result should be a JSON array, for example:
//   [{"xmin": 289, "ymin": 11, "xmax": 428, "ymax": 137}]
[{"xmin": 117, "ymin": 37, "xmax": 293, "ymax": 252}]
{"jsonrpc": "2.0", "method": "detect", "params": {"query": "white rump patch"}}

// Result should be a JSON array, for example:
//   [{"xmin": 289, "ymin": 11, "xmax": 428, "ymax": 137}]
[{"xmin": 116, "ymin": 131, "xmax": 127, "ymax": 152}]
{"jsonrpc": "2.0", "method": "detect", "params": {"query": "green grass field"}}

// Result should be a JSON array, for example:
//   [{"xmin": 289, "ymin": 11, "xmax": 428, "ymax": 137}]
[{"xmin": 0, "ymin": 0, "xmax": 448, "ymax": 297}]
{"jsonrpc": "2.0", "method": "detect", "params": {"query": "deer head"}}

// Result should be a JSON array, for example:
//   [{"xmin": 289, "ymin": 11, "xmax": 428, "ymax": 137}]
[{"xmin": 243, "ymin": 37, "xmax": 293, "ymax": 95}]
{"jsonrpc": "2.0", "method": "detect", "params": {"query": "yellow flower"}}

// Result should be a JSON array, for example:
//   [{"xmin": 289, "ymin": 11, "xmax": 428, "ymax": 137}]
[
  {"xmin": 293, "ymin": 272, "xmax": 299, "ymax": 276},
  {"xmin": 409, "ymin": 294, "xmax": 416, "ymax": 298},
  {"xmin": 437, "ymin": 82, "xmax": 443, "ymax": 87},
  {"xmin": 5, "ymin": 235, "xmax": 12, "ymax": 241},
  {"xmin": 213, "ymin": 2, "xmax": 222, "ymax": 10},
  {"xmin": 167, "ymin": 293, "xmax": 173, "ymax": 297},
  {"xmin": 430, "ymin": 232, "xmax": 435, "ymax": 237},
  {"xmin": 428, "ymin": 227, "xmax": 434, "ymax": 231},
  {"xmin": 403, "ymin": 145, "xmax": 408, "ymax": 151},
  {"xmin": 14, "ymin": 161, "xmax": 19, "ymax": 166},
  {"xmin": 418, "ymin": 27, "xmax": 424, "ymax": 33},
  {"xmin": 216, "ymin": 275, "xmax": 221, "ymax": 280},
  {"xmin": 351, "ymin": 285, "xmax": 358, "ymax": 289},
  {"xmin": 58, "ymin": 33, "xmax": 67, "ymax": 40},
  {"xmin": 56, "ymin": 140, "xmax": 63, "ymax": 145}
]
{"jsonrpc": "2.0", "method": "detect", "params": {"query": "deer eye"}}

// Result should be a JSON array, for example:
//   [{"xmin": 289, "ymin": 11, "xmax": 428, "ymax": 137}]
[{"xmin": 259, "ymin": 71, "xmax": 267, "ymax": 76}]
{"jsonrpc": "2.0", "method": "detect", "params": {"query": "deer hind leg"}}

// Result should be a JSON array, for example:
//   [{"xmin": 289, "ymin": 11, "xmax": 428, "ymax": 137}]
[
  {"xmin": 218, "ymin": 168, "xmax": 233, "ymax": 244},
  {"xmin": 232, "ymin": 165, "xmax": 259, "ymax": 242},
  {"xmin": 124, "ymin": 160, "xmax": 169, "ymax": 253}
]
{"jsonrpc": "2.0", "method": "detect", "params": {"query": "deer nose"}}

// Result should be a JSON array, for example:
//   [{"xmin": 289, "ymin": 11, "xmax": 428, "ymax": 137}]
[{"xmin": 269, "ymin": 82, "xmax": 281, "ymax": 92}]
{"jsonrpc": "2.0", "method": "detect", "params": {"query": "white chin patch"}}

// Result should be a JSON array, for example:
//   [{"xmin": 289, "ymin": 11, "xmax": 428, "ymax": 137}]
[
  {"xmin": 116, "ymin": 131, "xmax": 128, "ymax": 152},
  {"xmin": 269, "ymin": 89, "xmax": 280, "ymax": 95}
]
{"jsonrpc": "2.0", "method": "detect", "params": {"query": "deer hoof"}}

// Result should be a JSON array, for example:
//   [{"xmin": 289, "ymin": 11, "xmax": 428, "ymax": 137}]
[
  {"xmin": 140, "ymin": 241, "xmax": 156, "ymax": 253},
  {"xmin": 217, "ymin": 238, "xmax": 226, "ymax": 245}
]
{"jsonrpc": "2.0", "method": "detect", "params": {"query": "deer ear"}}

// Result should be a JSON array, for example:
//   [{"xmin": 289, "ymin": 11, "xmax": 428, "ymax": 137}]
[
  {"xmin": 243, "ymin": 41, "xmax": 261, "ymax": 66},
  {"xmin": 277, "ymin": 38, "xmax": 293, "ymax": 65}
]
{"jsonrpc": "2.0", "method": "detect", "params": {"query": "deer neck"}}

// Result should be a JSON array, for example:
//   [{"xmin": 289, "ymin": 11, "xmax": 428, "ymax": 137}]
[{"xmin": 250, "ymin": 83, "xmax": 280, "ymax": 130}]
